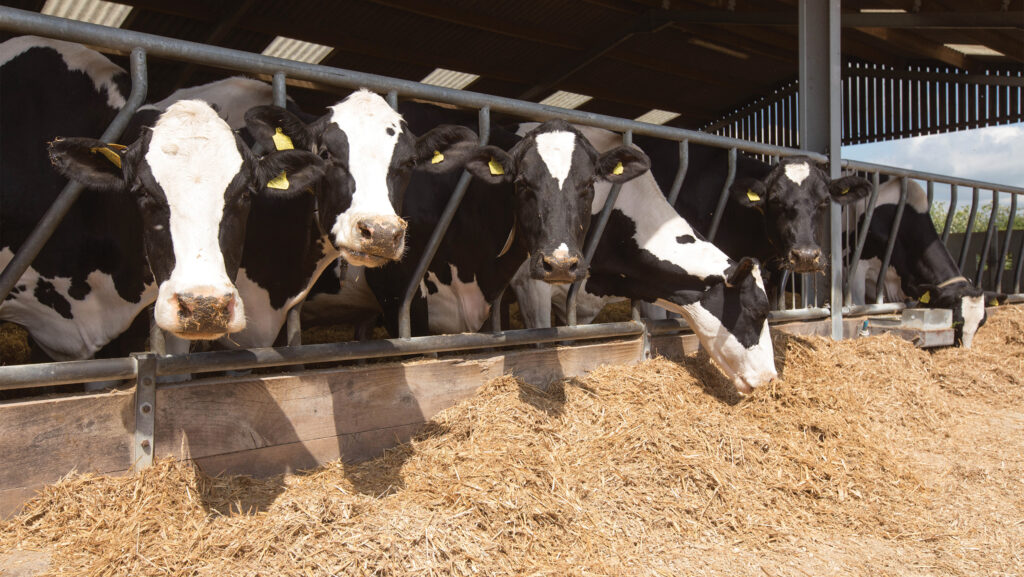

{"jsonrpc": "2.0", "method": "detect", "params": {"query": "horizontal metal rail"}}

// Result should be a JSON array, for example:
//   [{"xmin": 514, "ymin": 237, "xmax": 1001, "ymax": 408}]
[
  {"xmin": 0, "ymin": 7, "xmax": 825, "ymax": 161},
  {"xmin": 842, "ymin": 159, "xmax": 1024, "ymax": 195},
  {"xmin": 0, "ymin": 322, "xmax": 643, "ymax": 391}
]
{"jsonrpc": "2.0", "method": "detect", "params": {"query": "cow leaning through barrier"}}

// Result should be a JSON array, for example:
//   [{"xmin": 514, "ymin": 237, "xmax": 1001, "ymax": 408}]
[
  {"xmin": 1, "ymin": 36, "xmax": 323, "ymax": 361},
  {"xmin": 849, "ymin": 177, "xmax": 1003, "ymax": 348}
]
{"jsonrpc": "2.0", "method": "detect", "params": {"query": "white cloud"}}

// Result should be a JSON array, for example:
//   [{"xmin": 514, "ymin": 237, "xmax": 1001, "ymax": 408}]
[{"xmin": 843, "ymin": 123, "xmax": 1024, "ymax": 189}]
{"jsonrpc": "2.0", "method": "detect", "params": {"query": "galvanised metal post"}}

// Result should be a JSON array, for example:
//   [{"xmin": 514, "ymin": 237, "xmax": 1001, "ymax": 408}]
[
  {"xmin": 799, "ymin": 0, "xmax": 844, "ymax": 339},
  {"xmin": 398, "ymin": 107, "xmax": 491, "ymax": 339},
  {"xmin": 0, "ymin": 47, "xmax": 148, "ymax": 303}
]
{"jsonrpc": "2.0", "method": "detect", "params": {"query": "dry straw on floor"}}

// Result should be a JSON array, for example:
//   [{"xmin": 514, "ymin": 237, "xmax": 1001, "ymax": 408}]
[{"xmin": 2, "ymin": 307, "xmax": 1023, "ymax": 576}]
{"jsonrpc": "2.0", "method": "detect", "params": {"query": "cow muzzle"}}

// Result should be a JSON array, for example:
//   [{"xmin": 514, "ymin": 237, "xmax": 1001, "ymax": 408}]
[
  {"xmin": 787, "ymin": 246, "xmax": 823, "ymax": 273},
  {"xmin": 532, "ymin": 250, "xmax": 585, "ymax": 284},
  {"xmin": 156, "ymin": 284, "xmax": 246, "ymax": 340},
  {"xmin": 339, "ymin": 215, "xmax": 408, "ymax": 267}
]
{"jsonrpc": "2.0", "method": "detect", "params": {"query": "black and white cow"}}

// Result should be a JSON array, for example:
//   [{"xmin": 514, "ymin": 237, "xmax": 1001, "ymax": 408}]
[
  {"xmin": 208, "ymin": 89, "xmax": 483, "ymax": 348},
  {"xmin": 849, "ymin": 178, "xmax": 998, "ymax": 348},
  {"xmin": 631, "ymin": 133, "xmax": 873, "ymax": 277},
  {"xmin": 1, "ymin": 37, "xmax": 323, "ymax": 360},
  {"xmin": 310, "ymin": 115, "xmax": 777, "ymax": 393},
  {"xmin": 512, "ymin": 125, "xmax": 874, "ymax": 327}
]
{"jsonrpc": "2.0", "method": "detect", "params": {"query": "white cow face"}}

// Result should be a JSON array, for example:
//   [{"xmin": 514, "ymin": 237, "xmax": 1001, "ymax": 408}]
[
  {"xmin": 245, "ymin": 90, "xmax": 481, "ymax": 268},
  {"xmin": 49, "ymin": 100, "xmax": 324, "ymax": 339}
]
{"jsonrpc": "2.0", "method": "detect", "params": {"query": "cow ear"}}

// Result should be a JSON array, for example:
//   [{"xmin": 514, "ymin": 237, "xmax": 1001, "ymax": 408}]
[
  {"xmin": 596, "ymin": 145, "xmax": 650, "ymax": 183},
  {"xmin": 724, "ymin": 256, "xmax": 759, "ymax": 287},
  {"xmin": 48, "ymin": 137, "xmax": 128, "ymax": 193},
  {"xmin": 245, "ymin": 105, "xmax": 315, "ymax": 154},
  {"xmin": 414, "ymin": 125, "xmax": 480, "ymax": 173},
  {"xmin": 730, "ymin": 178, "xmax": 767, "ymax": 209},
  {"xmin": 829, "ymin": 175, "xmax": 872, "ymax": 205},
  {"xmin": 253, "ymin": 149, "xmax": 325, "ymax": 197},
  {"xmin": 463, "ymin": 146, "xmax": 515, "ymax": 184}
]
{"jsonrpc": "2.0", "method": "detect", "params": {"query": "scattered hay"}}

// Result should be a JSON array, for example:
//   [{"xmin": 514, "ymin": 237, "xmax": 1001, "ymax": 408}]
[
  {"xmin": 2, "ymin": 308, "xmax": 1024, "ymax": 576},
  {"xmin": 0, "ymin": 322, "xmax": 31, "ymax": 366}
]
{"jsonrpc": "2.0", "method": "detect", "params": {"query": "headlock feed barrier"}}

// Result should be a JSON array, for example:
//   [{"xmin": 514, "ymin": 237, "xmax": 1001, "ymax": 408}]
[{"xmin": 1, "ymin": 8, "xmax": 1022, "ymax": 464}]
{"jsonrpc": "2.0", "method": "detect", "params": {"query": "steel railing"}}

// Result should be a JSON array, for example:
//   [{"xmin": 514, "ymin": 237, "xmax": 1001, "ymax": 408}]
[{"xmin": 1, "ymin": 6, "xmax": 1022, "ymax": 396}]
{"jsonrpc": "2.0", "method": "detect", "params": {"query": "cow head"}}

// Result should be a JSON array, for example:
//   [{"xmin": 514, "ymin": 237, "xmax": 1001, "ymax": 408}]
[
  {"xmin": 732, "ymin": 157, "xmax": 871, "ymax": 273},
  {"xmin": 49, "ymin": 100, "xmax": 324, "ymax": 340},
  {"xmin": 682, "ymin": 257, "xmax": 777, "ymax": 394},
  {"xmin": 245, "ymin": 90, "xmax": 480, "ymax": 268},
  {"xmin": 917, "ymin": 281, "xmax": 1004, "ymax": 348},
  {"xmin": 464, "ymin": 120, "xmax": 649, "ymax": 284}
]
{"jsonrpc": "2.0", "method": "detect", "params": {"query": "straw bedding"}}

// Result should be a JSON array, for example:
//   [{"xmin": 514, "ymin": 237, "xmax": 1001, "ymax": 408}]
[{"xmin": 2, "ymin": 307, "xmax": 1023, "ymax": 576}]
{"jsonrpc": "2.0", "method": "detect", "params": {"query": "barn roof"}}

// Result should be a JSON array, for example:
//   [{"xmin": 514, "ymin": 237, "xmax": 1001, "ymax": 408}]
[{"xmin": 2, "ymin": 0, "xmax": 1022, "ymax": 143}]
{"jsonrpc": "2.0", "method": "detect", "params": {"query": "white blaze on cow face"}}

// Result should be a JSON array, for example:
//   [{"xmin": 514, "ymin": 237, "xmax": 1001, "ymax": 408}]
[
  {"xmin": 327, "ymin": 90, "xmax": 408, "ymax": 266},
  {"xmin": 147, "ymin": 100, "xmax": 246, "ymax": 338},
  {"xmin": 960, "ymin": 294, "xmax": 985, "ymax": 349},
  {"xmin": 535, "ymin": 131, "xmax": 576, "ymax": 190},
  {"xmin": 783, "ymin": 161, "xmax": 811, "ymax": 185}
]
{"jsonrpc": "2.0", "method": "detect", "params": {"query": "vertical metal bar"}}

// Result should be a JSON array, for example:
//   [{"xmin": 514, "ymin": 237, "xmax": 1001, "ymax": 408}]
[
  {"xmin": 490, "ymin": 289, "xmax": 504, "ymax": 334},
  {"xmin": 132, "ymin": 352, "xmax": 156, "ymax": 470},
  {"xmin": 995, "ymin": 192, "xmax": 1016, "ymax": 292},
  {"xmin": 926, "ymin": 181, "xmax": 934, "ymax": 213},
  {"xmin": 665, "ymin": 140, "xmax": 689, "ymax": 206},
  {"xmin": 273, "ymin": 72, "xmax": 305, "ymax": 350},
  {"xmin": 1013, "ymin": 208, "xmax": 1024, "ymax": 294},
  {"xmin": 567, "ymin": 130, "xmax": 633, "ymax": 326},
  {"xmin": 777, "ymin": 269, "xmax": 790, "ymax": 310},
  {"xmin": 844, "ymin": 172, "xmax": 882, "ymax": 304},
  {"xmin": 958, "ymin": 187, "xmax": 981, "ymax": 272},
  {"xmin": 706, "ymin": 147, "xmax": 737, "ymax": 243},
  {"xmin": 386, "ymin": 90, "xmax": 398, "ymax": 110},
  {"xmin": 799, "ymin": 0, "xmax": 842, "ymax": 336},
  {"xmin": 976, "ymin": 190, "xmax": 1000, "ymax": 288},
  {"xmin": 272, "ymin": 71, "xmax": 286, "ymax": 107},
  {"xmin": 0, "ymin": 48, "xmax": 149, "ymax": 303},
  {"xmin": 399, "ymin": 107, "xmax": 490, "ymax": 339},
  {"xmin": 874, "ymin": 178, "xmax": 908, "ymax": 305},
  {"xmin": 941, "ymin": 184, "xmax": 958, "ymax": 244}
]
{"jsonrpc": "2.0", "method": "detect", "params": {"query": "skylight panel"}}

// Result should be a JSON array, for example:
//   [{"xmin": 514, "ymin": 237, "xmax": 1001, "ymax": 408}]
[
  {"xmin": 41, "ymin": 0, "xmax": 132, "ymax": 28},
  {"xmin": 539, "ymin": 90, "xmax": 593, "ymax": 110},
  {"xmin": 262, "ymin": 36, "xmax": 334, "ymax": 64}
]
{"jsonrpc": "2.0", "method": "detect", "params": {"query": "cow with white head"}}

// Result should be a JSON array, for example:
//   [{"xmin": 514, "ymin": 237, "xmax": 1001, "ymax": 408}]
[{"xmin": 48, "ymin": 99, "xmax": 325, "ymax": 341}]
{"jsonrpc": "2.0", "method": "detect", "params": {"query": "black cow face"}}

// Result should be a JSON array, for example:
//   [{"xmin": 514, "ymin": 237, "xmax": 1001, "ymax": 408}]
[
  {"xmin": 49, "ymin": 100, "xmax": 324, "ymax": 340},
  {"xmin": 464, "ymin": 120, "xmax": 650, "ymax": 284},
  {"xmin": 731, "ymin": 157, "xmax": 871, "ymax": 273},
  {"xmin": 245, "ymin": 90, "xmax": 480, "ymax": 268}
]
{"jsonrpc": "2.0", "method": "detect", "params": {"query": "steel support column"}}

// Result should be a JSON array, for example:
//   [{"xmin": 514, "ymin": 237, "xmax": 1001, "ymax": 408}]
[{"xmin": 799, "ymin": 0, "xmax": 844, "ymax": 340}]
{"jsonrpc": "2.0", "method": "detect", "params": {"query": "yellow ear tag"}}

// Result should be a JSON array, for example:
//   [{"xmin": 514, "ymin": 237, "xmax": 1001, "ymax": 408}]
[
  {"xmin": 488, "ymin": 158, "xmax": 505, "ymax": 176},
  {"xmin": 431, "ymin": 150, "xmax": 444, "ymax": 164},
  {"xmin": 919, "ymin": 291, "xmax": 931, "ymax": 304},
  {"xmin": 267, "ymin": 171, "xmax": 290, "ymax": 190},
  {"xmin": 90, "ymin": 146, "xmax": 122, "ymax": 169},
  {"xmin": 746, "ymin": 189, "xmax": 761, "ymax": 202},
  {"xmin": 612, "ymin": 161, "xmax": 624, "ymax": 176},
  {"xmin": 840, "ymin": 187, "xmax": 850, "ymax": 195},
  {"xmin": 272, "ymin": 127, "xmax": 294, "ymax": 151},
  {"xmin": 990, "ymin": 298, "xmax": 1000, "ymax": 306}
]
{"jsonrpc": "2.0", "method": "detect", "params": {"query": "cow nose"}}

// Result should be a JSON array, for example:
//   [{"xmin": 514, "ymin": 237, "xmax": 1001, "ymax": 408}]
[
  {"xmin": 789, "ymin": 247, "xmax": 821, "ymax": 271},
  {"xmin": 541, "ymin": 254, "xmax": 581, "ymax": 284},
  {"xmin": 174, "ymin": 291, "xmax": 236, "ymax": 334},
  {"xmin": 355, "ymin": 216, "xmax": 407, "ymax": 255}
]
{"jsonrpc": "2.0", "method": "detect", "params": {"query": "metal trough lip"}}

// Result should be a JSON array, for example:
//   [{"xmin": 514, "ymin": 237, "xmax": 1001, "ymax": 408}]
[{"xmin": 0, "ymin": 322, "xmax": 644, "ymax": 391}]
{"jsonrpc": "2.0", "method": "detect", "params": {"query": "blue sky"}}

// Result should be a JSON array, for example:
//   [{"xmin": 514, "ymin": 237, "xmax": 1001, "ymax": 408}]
[{"xmin": 842, "ymin": 122, "xmax": 1024, "ymax": 207}]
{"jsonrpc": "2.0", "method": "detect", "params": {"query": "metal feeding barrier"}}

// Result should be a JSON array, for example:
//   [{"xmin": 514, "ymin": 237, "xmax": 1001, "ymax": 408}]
[{"xmin": 1, "ymin": 6, "xmax": 1023, "ymax": 404}]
